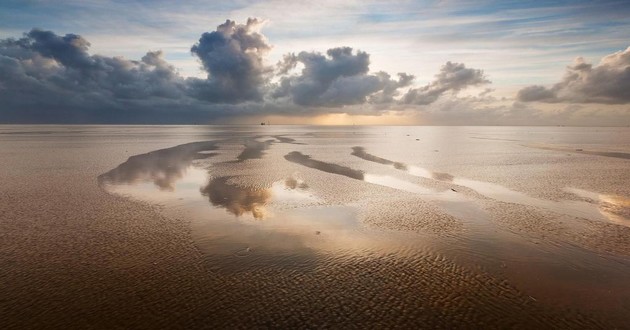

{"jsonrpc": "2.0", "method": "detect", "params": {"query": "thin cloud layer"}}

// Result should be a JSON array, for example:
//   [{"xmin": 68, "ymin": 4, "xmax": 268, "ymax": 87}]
[{"xmin": 518, "ymin": 47, "xmax": 630, "ymax": 104}]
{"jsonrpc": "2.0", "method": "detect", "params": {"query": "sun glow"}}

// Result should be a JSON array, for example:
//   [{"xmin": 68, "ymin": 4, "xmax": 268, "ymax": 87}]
[{"xmin": 238, "ymin": 111, "xmax": 424, "ymax": 125}]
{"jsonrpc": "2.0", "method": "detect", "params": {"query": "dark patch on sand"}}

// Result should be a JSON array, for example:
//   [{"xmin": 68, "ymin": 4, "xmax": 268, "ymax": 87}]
[
  {"xmin": 235, "ymin": 139, "xmax": 274, "ymax": 162},
  {"xmin": 351, "ymin": 146, "xmax": 407, "ymax": 170},
  {"xmin": 272, "ymin": 135, "xmax": 305, "ymax": 145},
  {"xmin": 285, "ymin": 151, "xmax": 365, "ymax": 180}
]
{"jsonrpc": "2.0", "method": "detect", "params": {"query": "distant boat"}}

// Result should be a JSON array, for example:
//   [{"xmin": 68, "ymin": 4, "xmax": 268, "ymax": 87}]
[{"xmin": 260, "ymin": 122, "xmax": 265, "ymax": 125}]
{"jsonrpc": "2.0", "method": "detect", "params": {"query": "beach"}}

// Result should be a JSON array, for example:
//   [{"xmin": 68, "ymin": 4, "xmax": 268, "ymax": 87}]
[{"xmin": 1, "ymin": 125, "xmax": 629, "ymax": 328}]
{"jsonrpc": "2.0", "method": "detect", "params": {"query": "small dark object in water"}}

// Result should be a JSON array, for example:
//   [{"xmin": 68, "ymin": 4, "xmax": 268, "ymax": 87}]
[
  {"xmin": 260, "ymin": 122, "xmax": 265, "ymax": 125},
  {"xmin": 416, "ymin": 138, "xmax": 420, "ymax": 141},
  {"xmin": 575, "ymin": 148, "xmax": 583, "ymax": 151},
  {"xmin": 315, "ymin": 231, "xmax": 321, "ymax": 235},
  {"xmin": 450, "ymin": 188, "xmax": 457, "ymax": 192}
]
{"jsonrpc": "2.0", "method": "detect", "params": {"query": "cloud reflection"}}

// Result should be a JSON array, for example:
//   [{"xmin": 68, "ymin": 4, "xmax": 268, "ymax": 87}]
[
  {"xmin": 235, "ymin": 139, "xmax": 273, "ymax": 162},
  {"xmin": 285, "ymin": 151, "xmax": 364, "ymax": 180},
  {"xmin": 351, "ymin": 146, "xmax": 407, "ymax": 170},
  {"xmin": 351, "ymin": 146, "xmax": 629, "ymax": 226},
  {"xmin": 201, "ymin": 177, "xmax": 271, "ymax": 219},
  {"xmin": 285, "ymin": 177, "xmax": 308, "ymax": 190},
  {"xmin": 97, "ymin": 141, "xmax": 217, "ymax": 190}
]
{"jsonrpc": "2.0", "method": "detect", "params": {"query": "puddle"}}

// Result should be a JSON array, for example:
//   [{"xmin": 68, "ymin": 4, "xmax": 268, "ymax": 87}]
[
  {"xmin": 99, "ymin": 146, "xmax": 423, "ymax": 273},
  {"xmin": 97, "ymin": 141, "xmax": 219, "ymax": 190},
  {"xmin": 271, "ymin": 135, "xmax": 305, "ymax": 145},
  {"xmin": 284, "ymin": 151, "xmax": 364, "ymax": 180},
  {"xmin": 199, "ymin": 176, "xmax": 320, "ymax": 219},
  {"xmin": 201, "ymin": 176, "xmax": 272, "ymax": 219},
  {"xmin": 234, "ymin": 138, "xmax": 274, "ymax": 162},
  {"xmin": 565, "ymin": 187, "xmax": 630, "ymax": 226},
  {"xmin": 351, "ymin": 146, "xmax": 629, "ymax": 227},
  {"xmin": 287, "ymin": 151, "xmax": 492, "ymax": 228},
  {"xmin": 362, "ymin": 174, "xmax": 491, "ymax": 228},
  {"xmin": 352, "ymin": 147, "xmax": 407, "ymax": 170}
]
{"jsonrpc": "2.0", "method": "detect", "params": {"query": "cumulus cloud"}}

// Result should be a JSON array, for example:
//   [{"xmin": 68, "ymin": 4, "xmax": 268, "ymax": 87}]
[
  {"xmin": 0, "ymin": 22, "xmax": 273, "ymax": 123},
  {"xmin": 0, "ymin": 28, "xmax": 203, "ymax": 122},
  {"xmin": 402, "ymin": 61, "xmax": 490, "ymax": 105},
  {"xmin": 0, "ymin": 18, "xmax": 500, "ymax": 123},
  {"xmin": 189, "ymin": 18, "xmax": 272, "ymax": 103},
  {"xmin": 0, "ymin": 29, "xmax": 186, "ymax": 100},
  {"xmin": 369, "ymin": 72, "xmax": 415, "ymax": 104},
  {"xmin": 272, "ymin": 47, "xmax": 413, "ymax": 107},
  {"xmin": 517, "ymin": 47, "xmax": 630, "ymax": 104}
]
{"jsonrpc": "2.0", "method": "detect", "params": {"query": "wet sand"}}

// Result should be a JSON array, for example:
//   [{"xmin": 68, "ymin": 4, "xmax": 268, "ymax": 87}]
[{"xmin": 1, "ymin": 125, "xmax": 630, "ymax": 329}]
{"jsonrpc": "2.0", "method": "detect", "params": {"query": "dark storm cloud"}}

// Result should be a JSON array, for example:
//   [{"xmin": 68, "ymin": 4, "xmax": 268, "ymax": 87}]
[
  {"xmin": 402, "ymin": 62, "xmax": 490, "ymax": 105},
  {"xmin": 26, "ymin": 29, "xmax": 94, "ymax": 70},
  {"xmin": 0, "ymin": 27, "xmax": 188, "ymax": 122},
  {"xmin": 272, "ymin": 47, "xmax": 413, "ymax": 107},
  {"xmin": 0, "ymin": 18, "xmax": 492, "ymax": 123},
  {"xmin": 0, "ymin": 23, "xmax": 266, "ymax": 123},
  {"xmin": 517, "ymin": 47, "xmax": 630, "ymax": 104},
  {"xmin": 189, "ymin": 18, "xmax": 272, "ymax": 103}
]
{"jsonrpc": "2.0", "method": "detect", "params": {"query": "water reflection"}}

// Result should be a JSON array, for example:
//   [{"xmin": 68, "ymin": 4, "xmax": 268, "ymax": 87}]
[
  {"xmin": 272, "ymin": 135, "xmax": 305, "ymax": 145},
  {"xmin": 98, "ymin": 147, "xmax": 410, "ymax": 272},
  {"xmin": 286, "ymin": 151, "xmax": 490, "ymax": 228},
  {"xmin": 565, "ymin": 187, "xmax": 630, "ymax": 226},
  {"xmin": 351, "ymin": 146, "xmax": 407, "ymax": 170},
  {"xmin": 201, "ymin": 177, "xmax": 271, "ymax": 219},
  {"xmin": 234, "ymin": 135, "xmax": 306, "ymax": 163},
  {"xmin": 97, "ymin": 141, "xmax": 217, "ymax": 190},
  {"xmin": 285, "ymin": 177, "xmax": 308, "ymax": 189},
  {"xmin": 235, "ymin": 139, "xmax": 274, "ymax": 162},
  {"xmin": 200, "ymin": 176, "xmax": 318, "ymax": 220},
  {"xmin": 350, "ymin": 146, "xmax": 630, "ymax": 226},
  {"xmin": 285, "ymin": 151, "xmax": 364, "ymax": 180}
]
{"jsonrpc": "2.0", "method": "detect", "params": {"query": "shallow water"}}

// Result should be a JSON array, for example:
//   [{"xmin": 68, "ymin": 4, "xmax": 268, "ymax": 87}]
[
  {"xmin": 4, "ymin": 124, "xmax": 630, "ymax": 328},
  {"xmin": 91, "ymin": 125, "xmax": 630, "ymax": 325}
]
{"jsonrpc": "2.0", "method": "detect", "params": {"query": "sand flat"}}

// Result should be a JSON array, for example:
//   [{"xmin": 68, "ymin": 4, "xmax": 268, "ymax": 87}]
[{"xmin": 1, "ymin": 125, "xmax": 629, "ymax": 328}]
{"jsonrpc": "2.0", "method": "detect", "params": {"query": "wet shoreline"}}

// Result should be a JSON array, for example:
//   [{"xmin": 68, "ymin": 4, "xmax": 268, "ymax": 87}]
[
  {"xmin": 3, "ymin": 125, "xmax": 630, "ymax": 328},
  {"xmin": 99, "ymin": 131, "xmax": 630, "ymax": 327}
]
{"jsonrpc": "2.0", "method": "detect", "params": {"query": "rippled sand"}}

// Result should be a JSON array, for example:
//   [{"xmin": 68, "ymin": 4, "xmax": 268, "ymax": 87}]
[{"xmin": 1, "ymin": 125, "xmax": 629, "ymax": 328}]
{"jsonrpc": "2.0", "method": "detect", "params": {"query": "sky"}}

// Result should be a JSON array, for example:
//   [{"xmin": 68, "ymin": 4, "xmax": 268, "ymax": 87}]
[{"xmin": 0, "ymin": 0, "xmax": 629, "ymax": 125}]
